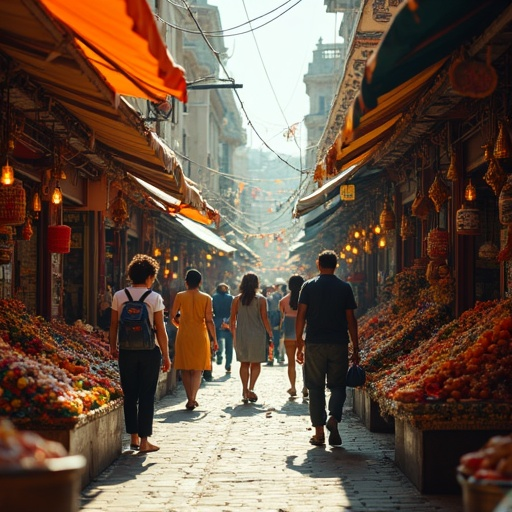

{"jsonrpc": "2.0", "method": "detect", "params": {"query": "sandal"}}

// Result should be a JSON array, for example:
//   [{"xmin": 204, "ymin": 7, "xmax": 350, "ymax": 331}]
[
  {"xmin": 309, "ymin": 435, "xmax": 325, "ymax": 446},
  {"xmin": 247, "ymin": 390, "xmax": 258, "ymax": 403},
  {"xmin": 242, "ymin": 393, "xmax": 249, "ymax": 404},
  {"xmin": 129, "ymin": 444, "xmax": 140, "ymax": 451},
  {"xmin": 185, "ymin": 401, "xmax": 196, "ymax": 410},
  {"xmin": 287, "ymin": 388, "xmax": 297, "ymax": 397}
]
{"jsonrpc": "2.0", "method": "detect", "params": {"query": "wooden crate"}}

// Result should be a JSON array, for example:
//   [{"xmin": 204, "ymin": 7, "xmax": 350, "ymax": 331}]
[
  {"xmin": 353, "ymin": 388, "xmax": 395, "ymax": 433},
  {"xmin": 394, "ymin": 418, "xmax": 511, "ymax": 494},
  {"xmin": 18, "ymin": 401, "xmax": 123, "ymax": 489}
]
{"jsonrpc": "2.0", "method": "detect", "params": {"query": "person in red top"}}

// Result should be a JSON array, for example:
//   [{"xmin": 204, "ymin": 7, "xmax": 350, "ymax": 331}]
[{"xmin": 279, "ymin": 274, "xmax": 305, "ymax": 397}]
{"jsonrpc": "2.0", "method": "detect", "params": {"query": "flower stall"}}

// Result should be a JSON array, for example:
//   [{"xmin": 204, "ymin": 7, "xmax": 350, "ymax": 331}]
[{"xmin": 0, "ymin": 299, "xmax": 124, "ymax": 487}]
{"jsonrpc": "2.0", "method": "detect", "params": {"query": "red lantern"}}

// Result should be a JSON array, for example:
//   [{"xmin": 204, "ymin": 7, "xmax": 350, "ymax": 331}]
[{"xmin": 48, "ymin": 225, "xmax": 71, "ymax": 253}]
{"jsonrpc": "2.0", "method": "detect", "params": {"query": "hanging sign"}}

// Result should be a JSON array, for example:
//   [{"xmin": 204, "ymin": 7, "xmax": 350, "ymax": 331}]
[{"xmin": 340, "ymin": 184, "xmax": 355, "ymax": 201}]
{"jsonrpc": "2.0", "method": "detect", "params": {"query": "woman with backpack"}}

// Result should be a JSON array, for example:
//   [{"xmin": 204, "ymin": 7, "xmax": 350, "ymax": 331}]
[
  {"xmin": 171, "ymin": 269, "xmax": 217, "ymax": 410},
  {"xmin": 109, "ymin": 254, "xmax": 171, "ymax": 454}
]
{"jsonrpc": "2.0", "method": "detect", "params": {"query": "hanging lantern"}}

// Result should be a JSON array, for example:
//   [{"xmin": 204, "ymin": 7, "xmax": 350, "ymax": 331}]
[
  {"xmin": 428, "ymin": 174, "xmax": 450, "ymax": 213},
  {"xmin": 446, "ymin": 151, "xmax": 458, "ymax": 182},
  {"xmin": 484, "ymin": 158, "xmax": 507, "ymax": 196},
  {"xmin": 493, "ymin": 120, "xmax": 512, "ymax": 160},
  {"xmin": 51, "ymin": 182, "xmax": 63, "ymax": 205},
  {"xmin": 32, "ymin": 192, "xmax": 41, "ymax": 219},
  {"xmin": 464, "ymin": 179, "xmax": 477, "ymax": 202},
  {"xmin": 48, "ymin": 225, "xmax": 71, "ymax": 253},
  {"xmin": 456, "ymin": 205, "xmax": 480, "ymax": 235},
  {"xmin": 427, "ymin": 228, "xmax": 449, "ymax": 259},
  {"xmin": 379, "ymin": 198, "xmax": 396, "ymax": 232},
  {"xmin": 478, "ymin": 241, "xmax": 499, "ymax": 260},
  {"xmin": 1, "ymin": 161, "xmax": 14, "ymax": 186},
  {"xmin": 21, "ymin": 217, "xmax": 33, "ymax": 241},
  {"xmin": 110, "ymin": 190, "xmax": 129, "ymax": 227},
  {"xmin": 0, "ymin": 180, "xmax": 26, "ymax": 225}
]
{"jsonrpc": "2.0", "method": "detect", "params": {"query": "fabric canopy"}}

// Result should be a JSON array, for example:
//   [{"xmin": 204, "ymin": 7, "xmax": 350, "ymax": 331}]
[
  {"xmin": 129, "ymin": 174, "xmax": 217, "ymax": 225},
  {"xmin": 171, "ymin": 215, "xmax": 236, "ymax": 254},
  {"xmin": 0, "ymin": 1, "xmax": 217, "ymax": 219},
  {"xmin": 335, "ymin": 0, "xmax": 511, "ymax": 162},
  {"xmin": 39, "ymin": 0, "xmax": 187, "ymax": 102}
]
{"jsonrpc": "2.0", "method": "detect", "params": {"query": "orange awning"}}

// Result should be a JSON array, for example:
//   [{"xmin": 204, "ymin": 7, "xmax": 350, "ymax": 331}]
[{"xmin": 39, "ymin": 0, "xmax": 187, "ymax": 102}]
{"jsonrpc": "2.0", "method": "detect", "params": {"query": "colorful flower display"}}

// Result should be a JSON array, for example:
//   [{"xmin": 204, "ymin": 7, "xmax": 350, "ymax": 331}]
[{"xmin": 0, "ymin": 299, "xmax": 122, "ymax": 425}]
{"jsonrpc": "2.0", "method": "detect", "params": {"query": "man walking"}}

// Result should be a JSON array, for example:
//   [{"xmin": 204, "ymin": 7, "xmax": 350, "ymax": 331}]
[
  {"xmin": 212, "ymin": 283, "xmax": 234, "ymax": 373},
  {"xmin": 296, "ymin": 250, "xmax": 359, "ymax": 447}
]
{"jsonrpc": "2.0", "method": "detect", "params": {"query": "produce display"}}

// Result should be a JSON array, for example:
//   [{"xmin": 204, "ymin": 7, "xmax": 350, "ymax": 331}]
[
  {"xmin": 0, "ymin": 299, "xmax": 122, "ymax": 425},
  {"xmin": 357, "ymin": 268, "xmax": 512, "ymax": 427}
]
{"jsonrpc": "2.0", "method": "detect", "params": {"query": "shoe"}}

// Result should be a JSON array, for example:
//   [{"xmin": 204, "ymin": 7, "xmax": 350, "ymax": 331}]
[
  {"xmin": 226, "ymin": 368, "xmax": 231, "ymax": 374},
  {"xmin": 185, "ymin": 401, "xmax": 196, "ymax": 410},
  {"xmin": 216, "ymin": 358, "xmax": 223, "ymax": 365},
  {"xmin": 247, "ymin": 390, "xmax": 258, "ymax": 402},
  {"xmin": 326, "ymin": 417, "xmax": 342, "ymax": 446},
  {"xmin": 287, "ymin": 388, "xmax": 297, "ymax": 397},
  {"xmin": 309, "ymin": 435, "xmax": 325, "ymax": 446},
  {"xmin": 302, "ymin": 387, "xmax": 309, "ymax": 398},
  {"xmin": 242, "ymin": 394, "xmax": 249, "ymax": 404},
  {"xmin": 266, "ymin": 361, "xmax": 274, "ymax": 366},
  {"xmin": 203, "ymin": 371, "xmax": 213, "ymax": 382},
  {"xmin": 130, "ymin": 444, "xmax": 140, "ymax": 451}
]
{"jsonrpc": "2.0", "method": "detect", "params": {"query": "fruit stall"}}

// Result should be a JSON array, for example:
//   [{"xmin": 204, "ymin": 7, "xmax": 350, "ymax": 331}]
[
  {"xmin": 0, "ymin": 298, "xmax": 124, "ymax": 488},
  {"xmin": 354, "ymin": 270, "xmax": 512, "ymax": 493}
]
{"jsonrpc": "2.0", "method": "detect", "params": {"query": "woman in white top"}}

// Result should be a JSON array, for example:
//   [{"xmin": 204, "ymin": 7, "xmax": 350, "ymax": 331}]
[
  {"xmin": 110, "ymin": 254, "xmax": 171, "ymax": 453},
  {"xmin": 279, "ymin": 275, "xmax": 305, "ymax": 397}
]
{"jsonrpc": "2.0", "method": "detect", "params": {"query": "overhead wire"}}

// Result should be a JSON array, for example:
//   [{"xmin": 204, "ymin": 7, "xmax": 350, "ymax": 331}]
[{"xmin": 167, "ymin": 1, "xmax": 306, "ymax": 175}]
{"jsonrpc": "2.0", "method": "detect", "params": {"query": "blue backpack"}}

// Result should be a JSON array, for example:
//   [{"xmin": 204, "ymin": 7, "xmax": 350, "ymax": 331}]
[{"xmin": 118, "ymin": 289, "xmax": 155, "ymax": 350}]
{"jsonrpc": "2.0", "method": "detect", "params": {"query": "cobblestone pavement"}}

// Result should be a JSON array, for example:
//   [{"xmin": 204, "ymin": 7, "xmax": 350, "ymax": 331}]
[{"xmin": 80, "ymin": 361, "xmax": 463, "ymax": 512}]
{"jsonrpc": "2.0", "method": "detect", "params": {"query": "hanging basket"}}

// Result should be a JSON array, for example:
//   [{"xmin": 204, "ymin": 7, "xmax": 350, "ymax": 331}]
[
  {"xmin": 427, "ymin": 228, "xmax": 449, "ymax": 259},
  {"xmin": 456, "ymin": 206, "xmax": 480, "ymax": 236},
  {"xmin": 48, "ymin": 225, "xmax": 71, "ymax": 254},
  {"xmin": 0, "ymin": 181, "xmax": 26, "ymax": 226},
  {"xmin": 428, "ymin": 175, "xmax": 451, "ymax": 213}
]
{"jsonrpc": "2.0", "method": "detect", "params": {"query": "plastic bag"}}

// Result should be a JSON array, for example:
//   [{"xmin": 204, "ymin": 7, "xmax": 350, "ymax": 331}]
[{"xmin": 346, "ymin": 364, "xmax": 366, "ymax": 388}]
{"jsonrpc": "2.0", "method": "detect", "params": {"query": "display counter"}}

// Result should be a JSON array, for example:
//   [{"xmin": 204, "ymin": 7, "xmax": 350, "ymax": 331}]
[
  {"xmin": 353, "ymin": 388, "xmax": 394, "ymax": 433},
  {"xmin": 391, "ymin": 402, "xmax": 512, "ymax": 494},
  {"xmin": 14, "ymin": 399, "xmax": 123, "ymax": 489}
]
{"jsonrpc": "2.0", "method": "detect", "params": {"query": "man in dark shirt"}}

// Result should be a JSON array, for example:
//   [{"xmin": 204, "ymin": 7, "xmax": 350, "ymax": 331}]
[
  {"xmin": 296, "ymin": 250, "xmax": 359, "ymax": 447},
  {"xmin": 212, "ymin": 283, "xmax": 234, "ymax": 373}
]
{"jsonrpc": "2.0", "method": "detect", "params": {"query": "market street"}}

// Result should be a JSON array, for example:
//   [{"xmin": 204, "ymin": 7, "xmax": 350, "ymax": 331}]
[{"xmin": 80, "ymin": 362, "xmax": 462, "ymax": 512}]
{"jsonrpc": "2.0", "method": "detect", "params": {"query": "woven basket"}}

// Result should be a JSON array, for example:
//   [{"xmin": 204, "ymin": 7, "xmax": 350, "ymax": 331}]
[{"xmin": 0, "ymin": 182, "xmax": 26, "ymax": 226}]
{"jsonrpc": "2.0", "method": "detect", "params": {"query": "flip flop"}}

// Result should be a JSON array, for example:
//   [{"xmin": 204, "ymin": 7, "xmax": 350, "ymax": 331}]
[
  {"xmin": 247, "ymin": 390, "xmax": 258, "ymax": 402},
  {"xmin": 287, "ymin": 388, "xmax": 297, "ymax": 397},
  {"xmin": 129, "ymin": 444, "xmax": 140, "ymax": 451}
]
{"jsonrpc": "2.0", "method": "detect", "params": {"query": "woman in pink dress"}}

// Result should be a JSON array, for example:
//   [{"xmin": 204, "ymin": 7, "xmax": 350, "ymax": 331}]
[{"xmin": 279, "ymin": 275, "xmax": 305, "ymax": 397}]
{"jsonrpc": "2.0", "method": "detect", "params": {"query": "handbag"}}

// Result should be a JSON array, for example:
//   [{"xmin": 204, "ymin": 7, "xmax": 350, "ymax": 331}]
[{"xmin": 346, "ymin": 364, "xmax": 366, "ymax": 388}]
